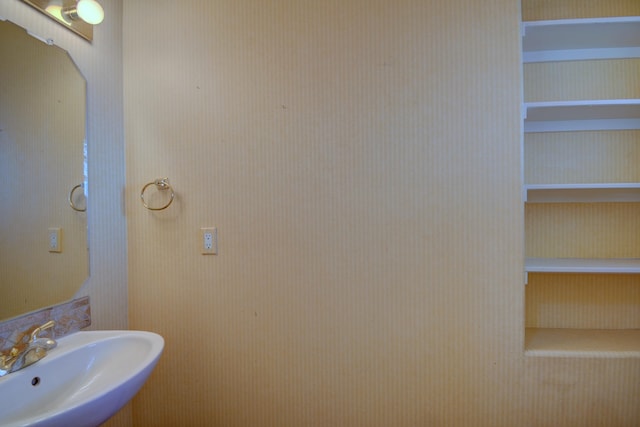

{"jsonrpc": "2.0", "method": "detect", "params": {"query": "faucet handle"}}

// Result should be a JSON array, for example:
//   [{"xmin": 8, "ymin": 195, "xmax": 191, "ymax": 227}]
[{"xmin": 30, "ymin": 320, "xmax": 55, "ymax": 342}]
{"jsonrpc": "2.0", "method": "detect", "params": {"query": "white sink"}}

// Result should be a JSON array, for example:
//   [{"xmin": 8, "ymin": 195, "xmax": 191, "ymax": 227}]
[{"xmin": 0, "ymin": 330, "xmax": 164, "ymax": 427}]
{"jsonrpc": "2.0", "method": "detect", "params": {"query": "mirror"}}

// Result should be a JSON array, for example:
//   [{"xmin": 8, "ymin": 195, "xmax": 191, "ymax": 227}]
[{"xmin": 0, "ymin": 19, "xmax": 89, "ymax": 321}]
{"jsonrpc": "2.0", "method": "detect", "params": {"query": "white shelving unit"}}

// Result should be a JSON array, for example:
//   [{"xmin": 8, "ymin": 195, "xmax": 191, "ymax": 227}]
[
  {"xmin": 525, "ymin": 328, "xmax": 640, "ymax": 358},
  {"xmin": 524, "ymin": 100, "xmax": 640, "ymax": 133},
  {"xmin": 522, "ymin": 17, "xmax": 640, "ymax": 63},
  {"xmin": 526, "ymin": 258, "xmax": 640, "ymax": 274},
  {"xmin": 525, "ymin": 183, "xmax": 640, "ymax": 203},
  {"xmin": 522, "ymin": 16, "xmax": 640, "ymax": 358}
]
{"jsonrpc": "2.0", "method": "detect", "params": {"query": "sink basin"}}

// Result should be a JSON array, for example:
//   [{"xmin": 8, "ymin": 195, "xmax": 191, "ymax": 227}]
[{"xmin": 0, "ymin": 330, "xmax": 164, "ymax": 427}]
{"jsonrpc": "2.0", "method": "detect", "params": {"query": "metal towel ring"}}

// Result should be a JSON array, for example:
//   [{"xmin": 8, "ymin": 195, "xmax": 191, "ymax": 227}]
[
  {"xmin": 141, "ymin": 178, "xmax": 175, "ymax": 211},
  {"xmin": 69, "ymin": 183, "xmax": 86, "ymax": 212}
]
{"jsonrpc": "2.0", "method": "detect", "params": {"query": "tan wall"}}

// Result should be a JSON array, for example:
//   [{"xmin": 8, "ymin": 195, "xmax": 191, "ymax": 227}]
[
  {"xmin": 522, "ymin": 0, "xmax": 640, "ymax": 20},
  {"xmin": 124, "ymin": 0, "xmax": 527, "ymax": 425},
  {"xmin": 124, "ymin": 0, "xmax": 640, "ymax": 425}
]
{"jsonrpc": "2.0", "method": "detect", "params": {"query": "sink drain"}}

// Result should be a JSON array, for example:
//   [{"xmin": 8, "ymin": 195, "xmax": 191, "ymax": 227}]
[{"xmin": 31, "ymin": 377, "xmax": 40, "ymax": 386}]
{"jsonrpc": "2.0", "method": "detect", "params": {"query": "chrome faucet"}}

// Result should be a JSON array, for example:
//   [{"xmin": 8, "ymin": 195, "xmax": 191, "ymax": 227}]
[{"xmin": 0, "ymin": 320, "xmax": 57, "ymax": 377}]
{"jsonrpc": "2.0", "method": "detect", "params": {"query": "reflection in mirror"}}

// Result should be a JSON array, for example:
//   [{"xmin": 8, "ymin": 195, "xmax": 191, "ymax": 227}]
[{"xmin": 0, "ymin": 19, "xmax": 89, "ymax": 321}]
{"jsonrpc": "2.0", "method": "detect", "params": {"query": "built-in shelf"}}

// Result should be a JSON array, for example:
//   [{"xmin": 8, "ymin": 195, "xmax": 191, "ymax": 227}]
[
  {"xmin": 522, "ymin": 17, "xmax": 640, "ymax": 63},
  {"xmin": 523, "ymin": 100, "xmax": 640, "ymax": 133},
  {"xmin": 525, "ymin": 328, "xmax": 640, "ymax": 358},
  {"xmin": 526, "ymin": 258, "xmax": 640, "ymax": 274},
  {"xmin": 525, "ymin": 183, "xmax": 640, "ymax": 202},
  {"xmin": 521, "ymin": 15, "xmax": 640, "ymax": 356}
]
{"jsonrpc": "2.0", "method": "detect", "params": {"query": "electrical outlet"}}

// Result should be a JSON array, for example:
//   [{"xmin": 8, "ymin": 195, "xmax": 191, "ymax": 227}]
[
  {"xmin": 201, "ymin": 227, "xmax": 217, "ymax": 255},
  {"xmin": 48, "ymin": 227, "xmax": 62, "ymax": 253}
]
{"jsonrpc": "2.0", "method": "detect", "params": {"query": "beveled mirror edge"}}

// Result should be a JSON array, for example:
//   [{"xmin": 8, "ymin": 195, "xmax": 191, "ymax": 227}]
[{"xmin": 20, "ymin": 0, "xmax": 93, "ymax": 41}]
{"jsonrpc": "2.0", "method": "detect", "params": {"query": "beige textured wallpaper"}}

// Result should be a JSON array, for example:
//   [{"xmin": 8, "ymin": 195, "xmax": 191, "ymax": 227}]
[
  {"xmin": 522, "ymin": 0, "xmax": 640, "ymax": 20},
  {"xmin": 526, "ymin": 274, "xmax": 640, "ymax": 329},
  {"xmin": 125, "ymin": 0, "xmax": 525, "ymax": 425},
  {"xmin": 123, "ymin": 0, "xmax": 638, "ymax": 426}
]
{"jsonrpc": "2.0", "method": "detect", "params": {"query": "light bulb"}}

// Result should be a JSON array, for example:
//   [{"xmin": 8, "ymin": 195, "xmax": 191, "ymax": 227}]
[{"xmin": 76, "ymin": 0, "xmax": 104, "ymax": 25}]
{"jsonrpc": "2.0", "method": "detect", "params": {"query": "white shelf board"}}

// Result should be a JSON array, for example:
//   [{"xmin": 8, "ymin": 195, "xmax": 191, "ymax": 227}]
[
  {"xmin": 526, "ymin": 258, "xmax": 640, "ymax": 274},
  {"xmin": 524, "ymin": 100, "xmax": 640, "ymax": 132},
  {"xmin": 525, "ymin": 328, "xmax": 640, "ymax": 358},
  {"xmin": 522, "ymin": 17, "xmax": 640, "ymax": 63},
  {"xmin": 525, "ymin": 183, "xmax": 640, "ymax": 202}
]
